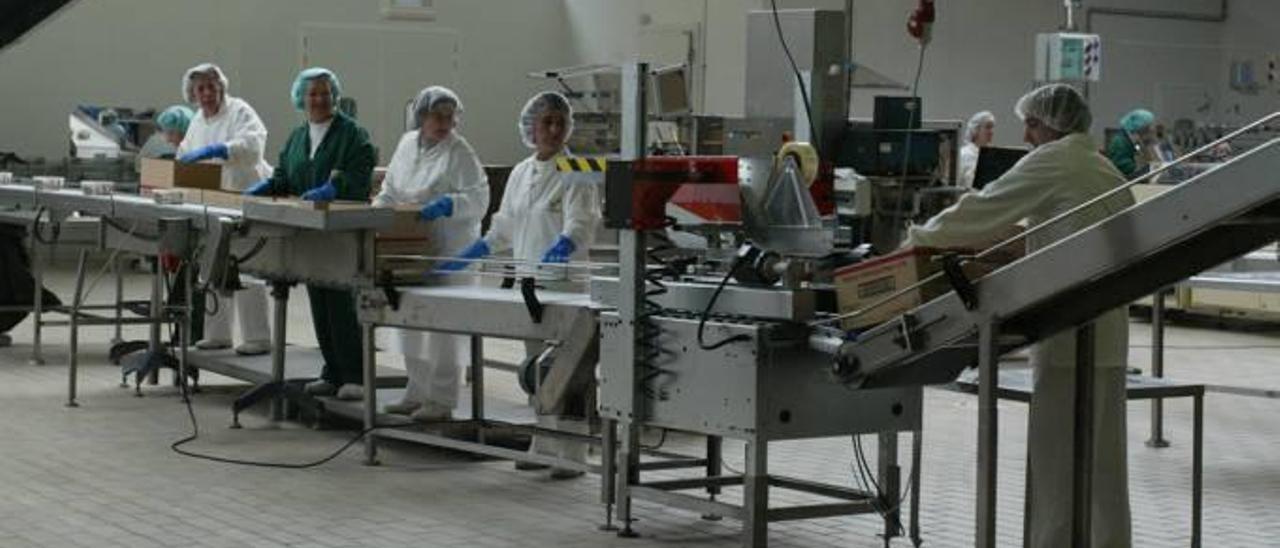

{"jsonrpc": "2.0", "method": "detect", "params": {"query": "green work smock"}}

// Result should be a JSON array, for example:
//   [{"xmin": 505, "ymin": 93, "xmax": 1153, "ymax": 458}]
[
  {"xmin": 268, "ymin": 112, "xmax": 376, "ymax": 386},
  {"xmin": 1106, "ymin": 132, "xmax": 1141, "ymax": 180}
]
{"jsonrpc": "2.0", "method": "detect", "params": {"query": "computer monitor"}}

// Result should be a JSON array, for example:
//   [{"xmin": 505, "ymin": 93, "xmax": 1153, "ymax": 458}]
[{"xmin": 973, "ymin": 146, "xmax": 1028, "ymax": 190}]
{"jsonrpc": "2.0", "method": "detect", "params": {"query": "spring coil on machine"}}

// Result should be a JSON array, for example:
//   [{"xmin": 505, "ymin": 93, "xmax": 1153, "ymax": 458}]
[{"xmin": 637, "ymin": 248, "xmax": 676, "ymax": 401}]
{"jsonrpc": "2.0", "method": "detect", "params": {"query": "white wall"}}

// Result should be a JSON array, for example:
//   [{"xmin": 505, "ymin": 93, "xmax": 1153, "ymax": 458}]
[
  {"xmin": 3, "ymin": 0, "xmax": 1277, "ymax": 163},
  {"xmin": 564, "ymin": 0, "xmax": 1276, "ymax": 147},
  {"xmin": 1217, "ymin": 0, "xmax": 1280, "ymax": 122},
  {"xmin": 0, "ymin": 0, "xmax": 574, "ymax": 164}
]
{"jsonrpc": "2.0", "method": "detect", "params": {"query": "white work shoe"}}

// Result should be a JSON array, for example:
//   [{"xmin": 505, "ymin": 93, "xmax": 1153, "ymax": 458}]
[
  {"xmin": 303, "ymin": 379, "xmax": 338, "ymax": 396},
  {"xmin": 409, "ymin": 402, "xmax": 453, "ymax": 422},
  {"xmin": 335, "ymin": 384, "xmax": 364, "ymax": 400},
  {"xmin": 195, "ymin": 338, "xmax": 231, "ymax": 351},
  {"xmin": 235, "ymin": 340, "xmax": 271, "ymax": 356},
  {"xmin": 383, "ymin": 400, "xmax": 421, "ymax": 415}
]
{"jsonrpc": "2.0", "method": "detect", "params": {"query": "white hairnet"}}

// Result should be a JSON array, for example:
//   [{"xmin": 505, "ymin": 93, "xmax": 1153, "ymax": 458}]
[
  {"xmin": 412, "ymin": 86, "xmax": 462, "ymax": 129},
  {"xmin": 183, "ymin": 63, "xmax": 229, "ymax": 104},
  {"xmin": 964, "ymin": 111, "xmax": 995, "ymax": 143},
  {"xmin": 519, "ymin": 91, "xmax": 574, "ymax": 149},
  {"xmin": 1014, "ymin": 84, "xmax": 1091, "ymax": 134}
]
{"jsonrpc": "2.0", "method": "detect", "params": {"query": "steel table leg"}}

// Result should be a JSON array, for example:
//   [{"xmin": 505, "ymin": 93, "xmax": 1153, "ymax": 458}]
[{"xmin": 66, "ymin": 249, "xmax": 88, "ymax": 407}]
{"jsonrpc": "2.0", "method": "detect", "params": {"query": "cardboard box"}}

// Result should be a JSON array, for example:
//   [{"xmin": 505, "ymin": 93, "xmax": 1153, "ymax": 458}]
[
  {"xmin": 198, "ymin": 190, "xmax": 247, "ymax": 210},
  {"xmin": 140, "ymin": 158, "xmax": 222, "ymax": 190},
  {"xmin": 834, "ymin": 247, "xmax": 947, "ymax": 330},
  {"xmin": 376, "ymin": 206, "xmax": 431, "ymax": 256},
  {"xmin": 832, "ymin": 247, "xmax": 1011, "ymax": 330}
]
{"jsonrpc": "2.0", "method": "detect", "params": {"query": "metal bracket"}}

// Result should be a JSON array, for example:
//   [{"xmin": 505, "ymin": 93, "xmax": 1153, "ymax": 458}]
[
  {"xmin": 940, "ymin": 253, "xmax": 978, "ymax": 310},
  {"xmin": 891, "ymin": 314, "xmax": 923, "ymax": 352},
  {"xmin": 520, "ymin": 277, "xmax": 544, "ymax": 324}
]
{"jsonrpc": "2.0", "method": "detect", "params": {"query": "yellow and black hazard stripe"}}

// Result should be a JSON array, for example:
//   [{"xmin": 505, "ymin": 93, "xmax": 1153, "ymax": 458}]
[{"xmin": 554, "ymin": 157, "xmax": 608, "ymax": 173}]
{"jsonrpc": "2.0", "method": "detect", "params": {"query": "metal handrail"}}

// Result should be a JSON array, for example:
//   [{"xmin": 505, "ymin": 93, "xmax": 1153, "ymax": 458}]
[{"xmin": 813, "ymin": 111, "xmax": 1280, "ymax": 328}]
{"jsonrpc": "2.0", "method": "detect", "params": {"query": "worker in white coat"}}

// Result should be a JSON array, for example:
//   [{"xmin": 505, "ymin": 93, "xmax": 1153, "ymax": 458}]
[
  {"xmin": 905, "ymin": 84, "xmax": 1134, "ymax": 547},
  {"xmin": 441, "ymin": 91, "xmax": 601, "ymax": 479},
  {"xmin": 373, "ymin": 86, "xmax": 489, "ymax": 421},
  {"xmin": 957, "ymin": 110, "xmax": 995, "ymax": 189},
  {"xmin": 176, "ymin": 63, "xmax": 273, "ymax": 355}
]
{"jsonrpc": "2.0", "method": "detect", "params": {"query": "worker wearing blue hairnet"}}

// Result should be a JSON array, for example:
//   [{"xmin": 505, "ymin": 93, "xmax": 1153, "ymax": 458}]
[
  {"xmin": 155, "ymin": 105, "xmax": 194, "ymax": 146},
  {"xmin": 372, "ymin": 86, "xmax": 489, "ymax": 421},
  {"xmin": 1107, "ymin": 108, "xmax": 1156, "ymax": 178},
  {"xmin": 907, "ymin": 84, "xmax": 1134, "ymax": 547},
  {"xmin": 441, "ymin": 91, "xmax": 600, "ymax": 478},
  {"xmin": 958, "ymin": 110, "xmax": 995, "ymax": 189},
  {"xmin": 139, "ymin": 105, "xmax": 194, "ymax": 162},
  {"xmin": 244, "ymin": 67, "xmax": 376, "ymax": 401},
  {"xmin": 176, "ymin": 63, "xmax": 275, "ymax": 356}
]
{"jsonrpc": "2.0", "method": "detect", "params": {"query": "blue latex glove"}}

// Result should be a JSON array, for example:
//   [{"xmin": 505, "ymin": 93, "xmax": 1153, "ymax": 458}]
[
  {"xmin": 540, "ymin": 235, "xmax": 576, "ymax": 264},
  {"xmin": 300, "ymin": 180, "xmax": 337, "ymax": 202},
  {"xmin": 419, "ymin": 195, "xmax": 454, "ymax": 221},
  {"xmin": 243, "ymin": 179, "xmax": 273, "ymax": 196},
  {"xmin": 436, "ymin": 239, "xmax": 490, "ymax": 272},
  {"xmin": 177, "ymin": 143, "xmax": 229, "ymax": 163}
]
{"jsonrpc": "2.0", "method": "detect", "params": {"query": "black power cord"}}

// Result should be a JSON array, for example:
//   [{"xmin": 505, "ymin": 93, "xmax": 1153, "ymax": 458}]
[
  {"xmin": 163, "ymin": 261, "xmax": 413, "ymax": 469},
  {"xmin": 696, "ymin": 257, "xmax": 752, "ymax": 351},
  {"xmin": 770, "ymin": 0, "xmax": 820, "ymax": 156}
]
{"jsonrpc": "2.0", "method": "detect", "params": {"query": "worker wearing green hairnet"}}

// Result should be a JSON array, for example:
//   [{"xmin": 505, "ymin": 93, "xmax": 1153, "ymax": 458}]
[{"xmin": 1107, "ymin": 108, "xmax": 1155, "ymax": 179}]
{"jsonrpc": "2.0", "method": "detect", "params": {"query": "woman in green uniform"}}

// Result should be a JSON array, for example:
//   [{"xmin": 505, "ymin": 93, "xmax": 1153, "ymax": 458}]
[{"xmin": 244, "ymin": 67, "xmax": 376, "ymax": 400}]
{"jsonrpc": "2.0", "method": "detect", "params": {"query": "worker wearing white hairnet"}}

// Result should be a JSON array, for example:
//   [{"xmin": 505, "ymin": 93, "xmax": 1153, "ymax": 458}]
[
  {"xmin": 372, "ymin": 86, "xmax": 489, "ymax": 421},
  {"xmin": 176, "ymin": 63, "xmax": 273, "ymax": 356},
  {"xmin": 957, "ymin": 110, "xmax": 995, "ymax": 189},
  {"xmin": 906, "ymin": 84, "xmax": 1134, "ymax": 547},
  {"xmin": 441, "ymin": 91, "xmax": 600, "ymax": 479}
]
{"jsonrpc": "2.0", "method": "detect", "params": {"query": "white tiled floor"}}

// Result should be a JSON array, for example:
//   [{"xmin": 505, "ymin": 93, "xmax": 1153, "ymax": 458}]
[{"xmin": 0, "ymin": 263, "xmax": 1277, "ymax": 547}]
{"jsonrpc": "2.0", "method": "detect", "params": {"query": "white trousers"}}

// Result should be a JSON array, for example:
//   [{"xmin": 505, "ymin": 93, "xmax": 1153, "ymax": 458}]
[
  {"xmin": 203, "ymin": 280, "xmax": 270, "ymax": 344},
  {"xmin": 392, "ymin": 329, "xmax": 467, "ymax": 408},
  {"xmin": 1027, "ymin": 336, "xmax": 1131, "ymax": 546}
]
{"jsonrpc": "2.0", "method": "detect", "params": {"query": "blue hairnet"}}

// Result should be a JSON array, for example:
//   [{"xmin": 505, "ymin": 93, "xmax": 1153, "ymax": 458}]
[
  {"xmin": 183, "ymin": 63, "xmax": 229, "ymax": 104},
  {"xmin": 1014, "ymin": 84, "xmax": 1091, "ymax": 134},
  {"xmin": 1120, "ymin": 109, "xmax": 1155, "ymax": 133},
  {"xmin": 518, "ymin": 91, "xmax": 574, "ymax": 149},
  {"xmin": 964, "ymin": 111, "xmax": 995, "ymax": 143},
  {"xmin": 291, "ymin": 67, "xmax": 343, "ymax": 111},
  {"xmin": 156, "ymin": 105, "xmax": 195, "ymax": 134},
  {"xmin": 412, "ymin": 86, "xmax": 462, "ymax": 129}
]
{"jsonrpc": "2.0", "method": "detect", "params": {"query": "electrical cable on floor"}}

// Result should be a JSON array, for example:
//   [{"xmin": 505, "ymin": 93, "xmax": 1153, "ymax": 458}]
[{"xmin": 161, "ymin": 262, "xmax": 413, "ymax": 469}]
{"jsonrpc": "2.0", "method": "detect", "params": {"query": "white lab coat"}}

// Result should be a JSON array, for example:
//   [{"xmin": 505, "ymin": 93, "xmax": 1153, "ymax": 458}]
[
  {"xmin": 906, "ymin": 133, "xmax": 1135, "ymax": 548},
  {"xmin": 373, "ymin": 131, "xmax": 489, "ymax": 407},
  {"xmin": 958, "ymin": 142, "xmax": 980, "ymax": 190},
  {"xmin": 484, "ymin": 152, "xmax": 601, "ymax": 279},
  {"xmin": 177, "ymin": 96, "xmax": 273, "ymax": 192},
  {"xmin": 179, "ymin": 96, "xmax": 273, "ymax": 349}
]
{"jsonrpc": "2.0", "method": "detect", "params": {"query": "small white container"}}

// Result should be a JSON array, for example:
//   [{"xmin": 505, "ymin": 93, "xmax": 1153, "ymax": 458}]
[
  {"xmin": 81, "ymin": 180, "xmax": 116, "ymax": 196},
  {"xmin": 0, "ymin": 172, "xmax": 13, "ymax": 184}
]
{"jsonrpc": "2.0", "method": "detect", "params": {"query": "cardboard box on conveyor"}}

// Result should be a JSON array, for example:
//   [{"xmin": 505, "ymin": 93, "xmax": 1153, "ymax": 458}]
[
  {"xmin": 834, "ymin": 246, "xmax": 1014, "ymax": 330},
  {"xmin": 140, "ymin": 158, "xmax": 221, "ymax": 191}
]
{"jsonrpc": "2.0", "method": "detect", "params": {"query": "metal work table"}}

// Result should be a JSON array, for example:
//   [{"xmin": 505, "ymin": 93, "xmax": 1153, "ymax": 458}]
[
  {"xmin": 947, "ymin": 369, "xmax": 1204, "ymax": 548},
  {"xmin": 355, "ymin": 284, "xmax": 600, "ymax": 467}
]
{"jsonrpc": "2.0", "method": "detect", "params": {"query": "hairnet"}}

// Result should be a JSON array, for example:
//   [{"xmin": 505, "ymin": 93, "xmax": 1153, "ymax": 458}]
[
  {"xmin": 291, "ymin": 67, "xmax": 343, "ymax": 111},
  {"xmin": 519, "ymin": 91, "xmax": 574, "ymax": 149},
  {"xmin": 156, "ymin": 105, "xmax": 195, "ymax": 134},
  {"xmin": 1119, "ymin": 109, "xmax": 1155, "ymax": 133},
  {"xmin": 412, "ymin": 86, "xmax": 462, "ymax": 129},
  {"xmin": 964, "ymin": 111, "xmax": 995, "ymax": 143},
  {"xmin": 183, "ymin": 63, "xmax": 229, "ymax": 104},
  {"xmin": 1014, "ymin": 84, "xmax": 1091, "ymax": 134}
]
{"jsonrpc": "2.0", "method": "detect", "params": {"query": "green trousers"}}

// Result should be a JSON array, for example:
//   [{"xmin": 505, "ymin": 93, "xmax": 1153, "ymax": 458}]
[{"xmin": 306, "ymin": 285, "xmax": 363, "ymax": 386}]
